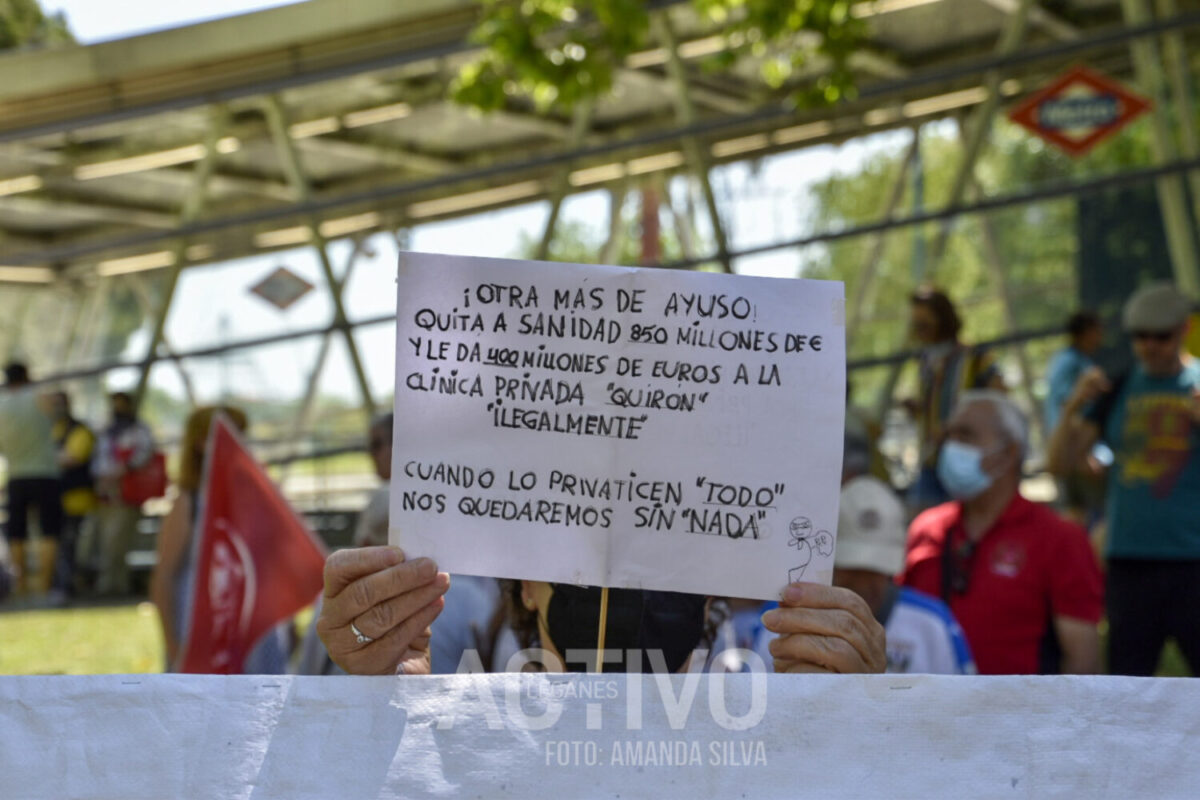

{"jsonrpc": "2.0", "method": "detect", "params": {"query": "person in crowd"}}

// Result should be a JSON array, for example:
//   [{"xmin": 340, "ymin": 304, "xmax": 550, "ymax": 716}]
[
  {"xmin": 708, "ymin": 423, "xmax": 974, "ymax": 675},
  {"xmin": 835, "ymin": 426, "xmax": 975, "ymax": 674},
  {"xmin": 351, "ymin": 413, "xmax": 394, "ymax": 549},
  {"xmin": 903, "ymin": 391, "xmax": 1102, "ymax": 675},
  {"xmin": 904, "ymin": 287, "xmax": 1005, "ymax": 513},
  {"xmin": 496, "ymin": 579, "xmax": 720, "ymax": 673},
  {"xmin": 1045, "ymin": 311, "xmax": 1104, "ymax": 432},
  {"xmin": 314, "ymin": 545, "xmax": 887, "ymax": 675},
  {"xmin": 296, "ymin": 414, "xmax": 499, "ymax": 675},
  {"xmin": 1044, "ymin": 311, "xmax": 1108, "ymax": 524},
  {"xmin": 48, "ymin": 391, "xmax": 96, "ymax": 598},
  {"xmin": 1048, "ymin": 283, "xmax": 1200, "ymax": 676},
  {"xmin": 90, "ymin": 391, "xmax": 155, "ymax": 596},
  {"xmin": 0, "ymin": 363, "xmax": 62, "ymax": 597},
  {"xmin": 150, "ymin": 406, "xmax": 288, "ymax": 673}
]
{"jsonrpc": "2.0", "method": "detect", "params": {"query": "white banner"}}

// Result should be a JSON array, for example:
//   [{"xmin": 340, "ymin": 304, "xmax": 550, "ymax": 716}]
[
  {"xmin": 2, "ymin": 674, "xmax": 1197, "ymax": 799},
  {"xmin": 391, "ymin": 252, "xmax": 846, "ymax": 599}
]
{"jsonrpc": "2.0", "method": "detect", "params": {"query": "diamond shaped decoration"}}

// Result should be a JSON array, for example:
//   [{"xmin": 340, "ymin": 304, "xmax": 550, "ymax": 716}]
[
  {"xmin": 1008, "ymin": 65, "xmax": 1152, "ymax": 158},
  {"xmin": 249, "ymin": 266, "xmax": 314, "ymax": 311}
]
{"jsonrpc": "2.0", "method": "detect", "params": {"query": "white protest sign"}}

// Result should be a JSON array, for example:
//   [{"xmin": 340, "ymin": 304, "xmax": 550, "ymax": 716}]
[{"xmin": 390, "ymin": 252, "xmax": 844, "ymax": 600}]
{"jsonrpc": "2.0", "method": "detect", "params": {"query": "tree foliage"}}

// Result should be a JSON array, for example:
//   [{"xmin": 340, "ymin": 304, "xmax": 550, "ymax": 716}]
[
  {"xmin": 803, "ymin": 116, "xmax": 1160, "ymax": 412},
  {"xmin": 453, "ymin": 0, "xmax": 867, "ymax": 112},
  {"xmin": 0, "ymin": 0, "xmax": 72, "ymax": 50}
]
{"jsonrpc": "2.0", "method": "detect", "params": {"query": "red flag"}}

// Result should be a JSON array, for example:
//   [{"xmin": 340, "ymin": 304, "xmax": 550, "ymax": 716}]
[{"xmin": 179, "ymin": 416, "xmax": 327, "ymax": 673}]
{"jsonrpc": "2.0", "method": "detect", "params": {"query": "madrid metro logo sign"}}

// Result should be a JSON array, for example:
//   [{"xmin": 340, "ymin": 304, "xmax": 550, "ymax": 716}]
[{"xmin": 1008, "ymin": 66, "xmax": 1151, "ymax": 157}]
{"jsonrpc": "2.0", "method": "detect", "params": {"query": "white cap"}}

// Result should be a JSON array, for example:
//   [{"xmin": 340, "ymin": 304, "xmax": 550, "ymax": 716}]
[{"xmin": 835, "ymin": 476, "xmax": 907, "ymax": 576}]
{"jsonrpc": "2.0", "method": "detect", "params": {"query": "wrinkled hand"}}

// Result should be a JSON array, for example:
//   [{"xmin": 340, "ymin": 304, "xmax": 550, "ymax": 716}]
[
  {"xmin": 761, "ymin": 583, "xmax": 887, "ymax": 674},
  {"xmin": 316, "ymin": 546, "xmax": 449, "ymax": 675},
  {"xmin": 1067, "ymin": 367, "xmax": 1111, "ymax": 412}
]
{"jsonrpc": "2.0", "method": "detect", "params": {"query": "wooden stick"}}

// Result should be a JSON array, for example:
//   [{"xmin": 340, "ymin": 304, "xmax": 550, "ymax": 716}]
[{"xmin": 594, "ymin": 586, "xmax": 610, "ymax": 673}]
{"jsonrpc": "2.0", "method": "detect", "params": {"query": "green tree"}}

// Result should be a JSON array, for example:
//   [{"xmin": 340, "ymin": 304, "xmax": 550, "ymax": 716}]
[
  {"xmin": 0, "ymin": 0, "xmax": 72, "ymax": 50},
  {"xmin": 802, "ymin": 122, "xmax": 1095, "ymax": 411},
  {"xmin": 453, "ymin": 0, "xmax": 867, "ymax": 112}
]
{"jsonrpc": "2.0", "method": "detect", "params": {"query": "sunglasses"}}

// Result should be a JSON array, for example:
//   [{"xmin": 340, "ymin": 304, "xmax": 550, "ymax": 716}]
[{"xmin": 1131, "ymin": 330, "xmax": 1175, "ymax": 343}]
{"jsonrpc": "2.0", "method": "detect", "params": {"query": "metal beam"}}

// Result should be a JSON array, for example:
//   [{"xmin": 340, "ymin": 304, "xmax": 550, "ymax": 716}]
[
  {"xmin": 1121, "ymin": 0, "xmax": 1200, "ymax": 295},
  {"xmin": 848, "ymin": 50, "xmax": 912, "ymax": 80},
  {"xmin": 295, "ymin": 134, "xmax": 457, "ymax": 176},
  {"xmin": 32, "ymin": 144, "xmax": 1200, "ymax": 292},
  {"xmin": 263, "ymin": 93, "xmax": 377, "ymax": 418},
  {"xmin": 876, "ymin": 0, "xmax": 1035, "ymax": 423},
  {"xmin": 489, "ymin": 110, "xmax": 572, "ymax": 142},
  {"xmin": 9, "ymin": 12, "xmax": 1200, "ymax": 269},
  {"xmin": 847, "ymin": 129, "xmax": 921, "ymax": 341},
  {"xmin": 124, "ymin": 274, "xmax": 198, "ymax": 406},
  {"xmin": 617, "ymin": 68, "xmax": 754, "ymax": 115},
  {"xmin": 132, "ymin": 107, "xmax": 229, "ymax": 407},
  {"xmin": 0, "ymin": 5, "xmax": 1195, "ymax": 153},
  {"xmin": 657, "ymin": 173, "xmax": 698, "ymax": 261},
  {"xmin": 106, "ymin": 166, "xmax": 297, "ymax": 203},
  {"xmin": 654, "ymin": 11, "xmax": 733, "ymax": 274},
  {"xmin": 927, "ymin": 0, "xmax": 1034, "ymax": 277},
  {"xmin": 66, "ymin": 278, "xmax": 111, "ymax": 368},
  {"xmin": 31, "ymin": 292, "xmax": 1085, "ymax": 392},
  {"xmin": 1, "ymin": 288, "xmax": 33, "ymax": 362},
  {"xmin": 978, "ymin": 0, "xmax": 1081, "ymax": 41},
  {"xmin": 289, "ymin": 235, "xmax": 370, "ymax": 439},
  {"xmin": 600, "ymin": 184, "xmax": 629, "ymax": 265},
  {"xmin": 956, "ymin": 115, "xmax": 1044, "ymax": 444},
  {"xmin": 534, "ymin": 102, "xmax": 595, "ymax": 261},
  {"xmin": 1, "ymin": 138, "xmax": 298, "ymax": 203},
  {"xmin": 0, "ymin": 195, "xmax": 178, "ymax": 230},
  {"xmin": 1156, "ymin": 0, "xmax": 1200, "ymax": 237},
  {"xmin": 53, "ymin": 286, "xmax": 87, "ymax": 369}
]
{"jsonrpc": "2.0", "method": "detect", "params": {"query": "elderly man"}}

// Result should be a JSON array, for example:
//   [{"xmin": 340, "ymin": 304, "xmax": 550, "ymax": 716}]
[
  {"xmin": 903, "ymin": 391, "xmax": 1103, "ymax": 675},
  {"xmin": 1049, "ymin": 283, "xmax": 1200, "ymax": 676},
  {"xmin": 836, "ymin": 427, "xmax": 975, "ymax": 674}
]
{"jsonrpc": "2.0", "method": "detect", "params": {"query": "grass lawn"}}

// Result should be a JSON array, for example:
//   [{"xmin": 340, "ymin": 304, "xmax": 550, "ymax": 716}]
[
  {"xmin": 0, "ymin": 603, "xmax": 318, "ymax": 675},
  {"xmin": 0, "ymin": 603, "xmax": 164, "ymax": 675},
  {"xmin": 0, "ymin": 603, "xmax": 1192, "ymax": 676}
]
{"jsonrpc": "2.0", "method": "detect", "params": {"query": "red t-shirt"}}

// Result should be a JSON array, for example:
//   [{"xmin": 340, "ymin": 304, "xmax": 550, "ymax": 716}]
[{"xmin": 901, "ymin": 495, "xmax": 1103, "ymax": 675}]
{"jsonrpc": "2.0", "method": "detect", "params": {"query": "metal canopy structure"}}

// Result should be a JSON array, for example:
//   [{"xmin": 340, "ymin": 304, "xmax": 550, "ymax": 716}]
[
  {"xmin": 0, "ymin": 0, "xmax": 1198, "ymax": 420},
  {"xmin": 1, "ymin": 0, "xmax": 1186, "ymax": 275}
]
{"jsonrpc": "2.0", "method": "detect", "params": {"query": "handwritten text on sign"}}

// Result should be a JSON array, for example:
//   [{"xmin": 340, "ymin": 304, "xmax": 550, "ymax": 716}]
[{"xmin": 390, "ymin": 253, "xmax": 845, "ymax": 600}]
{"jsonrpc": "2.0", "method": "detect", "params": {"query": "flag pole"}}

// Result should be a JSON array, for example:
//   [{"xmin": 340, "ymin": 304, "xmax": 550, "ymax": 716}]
[{"xmin": 594, "ymin": 587, "xmax": 609, "ymax": 673}]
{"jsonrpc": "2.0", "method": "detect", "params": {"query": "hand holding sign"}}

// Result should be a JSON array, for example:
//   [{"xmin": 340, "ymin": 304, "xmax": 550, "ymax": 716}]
[
  {"xmin": 317, "ymin": 546, "xmax": 449, "ymax": 675},
  {"xmin": 325, "ymin": 251, "xmax": 882, "ymax": 677},
  {"xmin": 763, "ymin": 583, "xmax": 887, "ymax": 674}
]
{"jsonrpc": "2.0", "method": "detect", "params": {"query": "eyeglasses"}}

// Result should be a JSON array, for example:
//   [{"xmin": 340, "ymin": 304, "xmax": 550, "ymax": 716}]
[{"xmin": 1131, "ymin": 330, "xmax": 1176, "ymax": 343}]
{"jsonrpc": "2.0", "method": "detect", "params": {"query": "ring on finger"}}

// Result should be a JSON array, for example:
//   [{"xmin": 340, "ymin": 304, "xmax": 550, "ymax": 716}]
[{"xmin": 350, "ymin": 621, "xmax": 374, "ymax": 645}]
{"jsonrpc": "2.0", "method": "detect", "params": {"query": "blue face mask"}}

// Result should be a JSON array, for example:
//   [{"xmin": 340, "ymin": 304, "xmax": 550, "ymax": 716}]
[{"xmin": 937, "ymin": 440, "xmax": 994, "ymax": 500}]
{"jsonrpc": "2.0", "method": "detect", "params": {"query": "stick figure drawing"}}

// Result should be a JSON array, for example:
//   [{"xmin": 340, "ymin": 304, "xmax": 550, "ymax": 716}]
[{"xmin": 787, "ymin": 516, "xmax": 834, "ymax": 584}]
